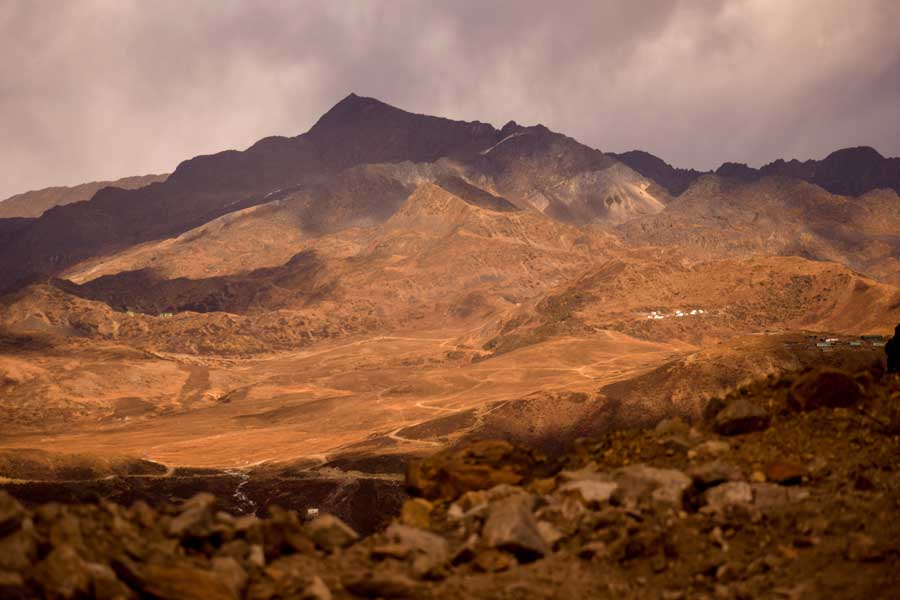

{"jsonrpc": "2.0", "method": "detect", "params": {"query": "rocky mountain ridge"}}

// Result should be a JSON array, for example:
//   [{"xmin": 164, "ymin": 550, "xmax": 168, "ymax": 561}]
[{"xmin": 2, "ymin": 94, "xmax": 897, "ymax": 296}]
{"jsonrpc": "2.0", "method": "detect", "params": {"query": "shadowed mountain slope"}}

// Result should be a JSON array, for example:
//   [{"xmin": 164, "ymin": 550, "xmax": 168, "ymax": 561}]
[
  {"xmin": 0, "ymin": 173, "xmax": 168, "ymax": 219},
  {"xmin": 0, "ymin": 95, "xmax": 506, "ymax": 294},
  {"xmin": 610, "ymin": 149, "xmax": 705, "ymax": 196},
  {"xmin": 715, "ymin": 146, "xmax": 900, "ymax": 196}
]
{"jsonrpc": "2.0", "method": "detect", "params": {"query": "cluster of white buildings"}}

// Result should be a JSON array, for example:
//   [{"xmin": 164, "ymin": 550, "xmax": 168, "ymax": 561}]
[{"xmin": 646, "ymin": 309, "xmax": 705, "ymax": 320}]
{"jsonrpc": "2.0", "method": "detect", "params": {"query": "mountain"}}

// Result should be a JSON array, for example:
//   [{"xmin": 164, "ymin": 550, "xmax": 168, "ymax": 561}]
[
  {"xmin": 610, "ymin": 149, "xmax": 705, "ymax": 196},
  {"xmin": 618, "ymin": 175, "xmax": 900, "ymax": 284},
  {"xmin": 481, "ymin": 253, "xmax": 900, "ymax": 357},
  {"xmin": 0, "ymin": 95, "xmax": 505, "ymax": 294},
  {"xmin": 715, "ymin": 146, "xmax": 900, "ymax": 196},
  {"xmin": 460, "ymin": 124, "xmax": 671, "ymax": 224},
  {"xmin": 0, "ymin": 95, "xmax": 674, "ymax": 294},
  {"xmin": 0, "ymin": 174, "xmax": 168, "ymax": 219},
  {"xmin": 21, "ymin": 181, "xmax": 608, "ymax": 348}
]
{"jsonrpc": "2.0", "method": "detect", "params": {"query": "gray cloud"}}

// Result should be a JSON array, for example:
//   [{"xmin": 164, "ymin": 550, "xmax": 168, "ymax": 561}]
[{"xmin": 1, "ymin": 0, "xmax": 899, "ymax": 199}]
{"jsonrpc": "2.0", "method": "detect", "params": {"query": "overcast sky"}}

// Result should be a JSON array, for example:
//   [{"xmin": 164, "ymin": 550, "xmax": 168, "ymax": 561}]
[{"xmin": 2, "ymin": 0, "xmax": 899, "ymax": 199}]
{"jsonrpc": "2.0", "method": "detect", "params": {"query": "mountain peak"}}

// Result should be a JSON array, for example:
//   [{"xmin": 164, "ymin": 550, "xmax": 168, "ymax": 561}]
[
  {"xmin": 822, "ymin": 146, "xmax": 884, "ymax": 164},
  {"xmin": 309, "ymin": 93, "xmax": 398, "ymax": 133},
  {"xmin": 500, "ymin": 121, "xmax": 521, "ymax": 137}
]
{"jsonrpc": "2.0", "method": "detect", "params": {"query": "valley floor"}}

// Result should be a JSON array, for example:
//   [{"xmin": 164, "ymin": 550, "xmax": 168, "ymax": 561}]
[{"xmin": 0, "ymin": 328, "xmax": 690, "ymax": 467}]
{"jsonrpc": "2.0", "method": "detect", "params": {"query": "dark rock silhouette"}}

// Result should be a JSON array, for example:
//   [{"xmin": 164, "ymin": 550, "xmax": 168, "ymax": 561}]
[
  {"xmin": 714, "ymin": 146, "xmax": 900, "ymax": 197},
  {"xmin": 887, "ymin": 324, "xmax": 900, "ymax": 373}
]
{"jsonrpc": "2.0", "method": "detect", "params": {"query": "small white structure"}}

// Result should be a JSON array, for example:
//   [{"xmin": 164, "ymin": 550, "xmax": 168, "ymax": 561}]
[{"xmin": 306, "ymin": 508, "xmax": 320, "ymax": 519}]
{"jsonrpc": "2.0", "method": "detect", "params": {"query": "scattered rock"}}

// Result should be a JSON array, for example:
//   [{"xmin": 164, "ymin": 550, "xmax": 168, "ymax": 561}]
[
  {"xmin": 529, "ymin": 477, "xmax": 557, "ymax": 495},
  {"xmin": 481, "ymin": 495, "xmax": 549, "ymax": 562},
  {"xmin": 115, "ymin": 558, "xmax": 239, "ymax": 600},
  {"xmin": 703, "ymin": 482, "xmax": 753, "ymax": 512},
  {"xmin": 168, "ymin": 493, "xmax": 216, "ymax": 538},
  {"xmin": 655, "ymin": 417, "xmax": 691, "ymax": 437},
  {"xmin": 31, "ymin": 544, "xmax": 92, "ymax": 600},
  {"xmin": 342, "ymin": 571, "xmax": 419, "ymax": 598},
  {"xmin": 751, "ymin": 483, "xmax": 810, "ymax": 509},
  {"xmin": 371, "ymin": 543, "xmax": 412, "ymax": 561},
  {"xmin": 536, "ymin": 521, "xmax": 563, "ymax": 547},
  {"xmin": 577, "ymin": 541, "xmax": 608, "ymax": 560},
  {"xmin": 764, "ymin": 461, "xmax": 805, "ymax": 485},
  {"xmin": 845, "ymin": 534, "xmax": 882, "ymax": 562},
  {"xmin": 0, "ymin": 525, "xmax": 36, "ymax": 571},
  {"xmin": 688, "ymin": 461, "xmax": 743, "ymax": 490},
  {"xmin": 384, "ymin": 523, "xmax": 448, "ymax": 577},
  {"xmin": 405, "ymin": 440, "xmax": 544, "ymax": 501},
  {"xmin": 264, "ymin": 506, "xmax": 314, "ymax": 557},
  {"xmin": 0, "ymin": 571, "xmax": 26, "ymax": 599},
  {"xmin": 211, "ymin": 556, "xmax": 248, "ymax": 598},
  {"xmin": 614, "ymin": 465, "xmax": 691, "ymax": 509},
  {"xmin": 399, "ymin": 498, "xmax": 432, "ymax": 529},
  {"xmin": 1, "ymin": 365, "xmax": 898, "ymax": 599},
  {"xmin": 0, "ymin": 492, "xmax": 24, "ymax": 536},
  {"xmin": 301, "ymin": 576, "xmax": 332, "ymax": 600},
  {"xmin": 557, "ymin": 479, "xmax": 618, "ymax": 507},
  {"xmin": 247, "ymin": 544, "xmax": 265, "ymax": 567},
  {"xmin": 688, "ymin": 440, "xmax": 731, "ymax": 459},
  {"xmin": 712, "ymin": 399, "xmax": 771, "ymax": 435},
  {"xmin": 305, "ymin": 515, "xmax": 359, "ymax": 552},
  {"xmin": 472, "ymin": 548, "xmax": 515, "ymax": 572},
  {"xmin": 789, "ymin": 369, "xmax": 864, "ymax": 411}
]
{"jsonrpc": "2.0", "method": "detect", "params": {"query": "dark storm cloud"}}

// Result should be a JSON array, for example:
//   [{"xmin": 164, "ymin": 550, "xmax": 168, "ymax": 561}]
[{"xmin": 2, "ymin": 0, "xmax": 899, "ymax": 199}]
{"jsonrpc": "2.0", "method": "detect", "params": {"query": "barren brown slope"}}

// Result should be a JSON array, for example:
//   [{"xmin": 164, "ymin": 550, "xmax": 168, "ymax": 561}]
[
  {"xmin": 0, "ymin": 181, "xmax": 595, "ymax": 347},
  {"xmin": 59, "ymin": 165, "xmax": 511, "ymax": 284},
  {"xmin": 459, "ymin": 123, "xmax": 672, "ymax": 224},
  {"xmin": 20, "ymin": 182, "xmax": 611, "ymax": 347},
  {"xmin": 0, "ymin": 173, "xmax": 167, "ymax": 218},
  {"xmin": 482, "ymin": 254, "xmax": 900, "ymax": 355},
  {"xmin": 617, "ymin": 175, "xmax": 900, "ymax": 284}
]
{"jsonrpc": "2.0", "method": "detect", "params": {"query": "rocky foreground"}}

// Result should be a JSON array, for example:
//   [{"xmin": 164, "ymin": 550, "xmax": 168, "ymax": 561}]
[{"xmin": 2, "ymin": 367, "xmax": 899, "ymax": 599}]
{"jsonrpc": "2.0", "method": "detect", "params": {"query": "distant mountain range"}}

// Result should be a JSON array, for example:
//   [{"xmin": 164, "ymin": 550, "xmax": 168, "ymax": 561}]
[
  {"xmin": 0, "ymin": 93, "xmax": 898, "ymax": 296},
  {"xmin": 0, "ymin": 174, "xmax": 168, "ymax": 219}
]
